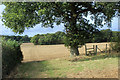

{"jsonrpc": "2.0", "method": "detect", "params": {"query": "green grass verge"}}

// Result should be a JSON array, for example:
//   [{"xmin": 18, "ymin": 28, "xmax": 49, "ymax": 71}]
[{"xmin": 10, "ymin": 53, "xmax": 118, "ymax": 78}]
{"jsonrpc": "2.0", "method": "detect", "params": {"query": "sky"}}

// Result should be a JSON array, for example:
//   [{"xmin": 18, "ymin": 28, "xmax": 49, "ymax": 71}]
[{"xmin": 0, "ymin": 4, "xmax": 119, "ymax": 37}]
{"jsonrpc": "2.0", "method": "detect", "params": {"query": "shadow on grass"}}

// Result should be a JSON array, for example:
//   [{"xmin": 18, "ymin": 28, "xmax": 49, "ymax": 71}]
[
  {"xmin": 9, "ymin": 60, "xmax": 59, "ymax": 78},
  {"xmin": 20, "ymin": 60, "xmax": 49, "ymax": 71},
  {"xmin": 70, "ymin": 52, "xmax": 119, "ymax": 62}
]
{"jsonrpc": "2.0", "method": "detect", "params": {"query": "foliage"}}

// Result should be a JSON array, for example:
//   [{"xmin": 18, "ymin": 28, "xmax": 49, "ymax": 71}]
[
  {"xmin": 30, "ymin": 30, "xmax": 120, "ymax": 45},
  {"xmin": 111, "ymin": 31, "xmax": 120, "ymax": 42},
  {"xmin": 110, "ymin": 32, "xmax": 120, "ymax": 52},
  {"xmin": 90, "ymin": 29, "xmax": 119, "ymax": 43},
  {"xmin": 20, "ymin": 35, "xmax": 31, "ymax": 43},
  {"xmin": 30, "ymin": 34, "xmax": 40, "ymax": 45},
  {"xmin": 91, "ymin": 32, "xmax": 102, "ymax": 43},
  {"xmin": 38, "ymin": 33, "xmax": 57, "ymax": 45},
  {"xmin": 2, "ymin": 2, "xmax": 120, "ymax": 55},
  {"xmin": 100, "ymin": 29, "xmax": 113, "ymax": 42},
  {"xmin": 2, "ymin": 38, "xmax": 23, "ymax": 78},
  {"xmin": 2, "ymin": 35, "xmax": 31, "ymax": 43},
  {"xmin": 31, "ymin": 31, "xmax": 65, "ymax": 45}
]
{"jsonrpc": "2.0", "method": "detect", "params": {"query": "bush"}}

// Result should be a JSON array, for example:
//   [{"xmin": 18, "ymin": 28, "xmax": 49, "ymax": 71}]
[{"xmin": 2, "ymin": 38, "xmax": 23, "ymax": 78}]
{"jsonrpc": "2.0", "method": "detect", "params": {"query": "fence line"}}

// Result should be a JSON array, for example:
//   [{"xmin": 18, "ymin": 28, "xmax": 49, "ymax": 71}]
[{"xmin": 85, "ymin": 44, "xmax": 108, "ymax": 56}]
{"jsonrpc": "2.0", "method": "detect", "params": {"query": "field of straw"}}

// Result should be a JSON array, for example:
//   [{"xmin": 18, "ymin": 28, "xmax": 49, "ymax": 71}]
[{"xmin": 20, "ymin": 42, "xmax": 110, "ymax": 62}]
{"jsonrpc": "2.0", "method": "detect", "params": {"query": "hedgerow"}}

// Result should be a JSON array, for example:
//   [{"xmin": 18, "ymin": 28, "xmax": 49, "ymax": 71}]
[{"xmin": 2, "ymin": 38, "xmax": 23, "ymax": 78}]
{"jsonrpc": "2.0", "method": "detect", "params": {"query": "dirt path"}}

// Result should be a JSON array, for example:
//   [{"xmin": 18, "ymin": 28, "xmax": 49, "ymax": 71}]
[{"xmin": 20, "ymin": 42, "xmax": 110, "ymax": 62}]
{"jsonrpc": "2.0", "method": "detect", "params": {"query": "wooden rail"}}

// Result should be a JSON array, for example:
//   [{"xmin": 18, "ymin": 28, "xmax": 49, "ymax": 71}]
[
  {"xmin": 85, "ymin": 45, "xmax": 96, "ymax": 56},
  {"xmin": 85, "ymin": 44, "xmax": 108, "ymax": 56},
  {"xmin": 87, "ymin": 48, "xmax": 94, "ymax": 50}
]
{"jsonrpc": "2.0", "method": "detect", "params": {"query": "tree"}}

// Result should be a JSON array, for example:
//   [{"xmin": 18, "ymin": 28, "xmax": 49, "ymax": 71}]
[
  {"xmin": 20, "ymin": 35, "xmax": 31, "ymax": 43},
  {"xmin": 91, "ymin": 30, "xmax": 102, "ymax": 43},
  {"xmin": 34, "ymin": 31, "xmax": 65, "ymax": 45},
  {"xmin": 30, "ymin": 34, "xmax": 40, "ymax": 45},
  {"xmin": 100, "ymin": 29, "xmax": 112, "ymax": 42},
  {"xmin": 55, "ymin": 31, "xmax": 65, "ymax": 44},
  {"xmin": 111, "ymin": 31, "xmax": 120, "ymax": 42},
  {"xmin": 2, "ymin": 2, "xmax": 120, "ymax": 56},
  {"xmin": 110, "ymin": 31, "xmax": 120, "ymax": 52}
]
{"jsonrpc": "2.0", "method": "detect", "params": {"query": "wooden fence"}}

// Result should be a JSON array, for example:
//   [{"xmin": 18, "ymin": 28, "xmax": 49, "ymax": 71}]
[{"xmin": 85, "ymin": 44, "xmax": 108, "ymax": 56}]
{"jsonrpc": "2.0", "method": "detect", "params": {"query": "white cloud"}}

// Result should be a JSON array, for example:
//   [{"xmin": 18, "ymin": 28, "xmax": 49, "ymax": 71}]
[{"xmin": 18, "ymin": 24, "xmax": 64, "ymax": 37}]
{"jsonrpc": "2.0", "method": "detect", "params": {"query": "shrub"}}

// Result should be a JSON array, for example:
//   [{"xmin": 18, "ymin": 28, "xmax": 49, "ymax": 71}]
[{"xmin": 2, "ymin": 38, "xmax": 23, "ymax": 78}]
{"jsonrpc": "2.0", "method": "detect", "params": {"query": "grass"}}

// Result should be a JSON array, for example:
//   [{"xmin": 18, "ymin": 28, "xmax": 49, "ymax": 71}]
[
  {"xmin": 9, "ymin": 53, "xmax": 118, "ymax": 78},
  {"xmin": 69, "ymin": 52, "xmax": 119, "ymax": 62}
]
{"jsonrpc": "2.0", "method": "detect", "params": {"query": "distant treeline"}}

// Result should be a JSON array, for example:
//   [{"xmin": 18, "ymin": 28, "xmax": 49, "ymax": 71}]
[
  {"xmin": 1, "ymin": 29, "xmax": 119, "ymax": 45},
  {"xmin": 31, "ymin": 29, "xmax": 120, "ymax": 45},
  {"xmin": 88, "ymin": 29, "xmax": 120, "ymax": 43},
  {"xmin": 30, "ymin": 31, "xmax": 65, "ymax": 45},
  {"xmin": 1, "ymin": 35, "xmax": 31, "ymax": 43}
]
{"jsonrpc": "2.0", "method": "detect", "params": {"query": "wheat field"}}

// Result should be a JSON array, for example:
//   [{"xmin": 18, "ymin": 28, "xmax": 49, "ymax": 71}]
[{"xmin": 20, "ymin": 42, "xmax": 110, "ymax": 62}]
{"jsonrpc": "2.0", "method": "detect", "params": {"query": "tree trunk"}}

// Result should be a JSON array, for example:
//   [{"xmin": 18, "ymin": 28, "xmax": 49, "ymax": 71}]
[{"xmin": 70, "ymin": 46, "xmax": 79, "ymax": 57}]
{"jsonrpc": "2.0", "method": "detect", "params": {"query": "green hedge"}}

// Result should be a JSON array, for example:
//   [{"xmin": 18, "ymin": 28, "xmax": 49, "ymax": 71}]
[{"xmin": 2, "ymin": 38, "xmax": 23, "ymax": 78}]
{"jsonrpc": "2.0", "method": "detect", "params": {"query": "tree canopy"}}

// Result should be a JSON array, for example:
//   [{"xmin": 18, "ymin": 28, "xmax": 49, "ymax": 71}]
[
  {"xmin": 2, "ymin": 35, "xmax": 31, "ymax": 43},
  {"xmin": 30, "ymin": 31, "xmax": 65, "ymax": 45},
  {"xmin": 2, "ymin": 2, "xmax": 120, "ymax": 56}
]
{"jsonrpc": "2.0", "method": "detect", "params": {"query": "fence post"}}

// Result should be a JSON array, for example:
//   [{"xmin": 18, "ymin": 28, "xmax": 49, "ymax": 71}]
[
  {"xmin": 96, "ymin": 45, "xmax": 97, "ymax": 55},
  {"xmin": 106, "ymin": 44, "xmax": 107, "ymax": 53},
  {"xmin": 85, "ymin": 45, "xmax": 87, "ymax": 56}
]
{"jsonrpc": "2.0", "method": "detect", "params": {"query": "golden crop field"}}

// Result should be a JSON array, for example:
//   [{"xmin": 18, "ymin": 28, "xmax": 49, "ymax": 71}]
[{"xmin": 20, "ymin": 42, "xmax": 110, "ymax": 62}]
